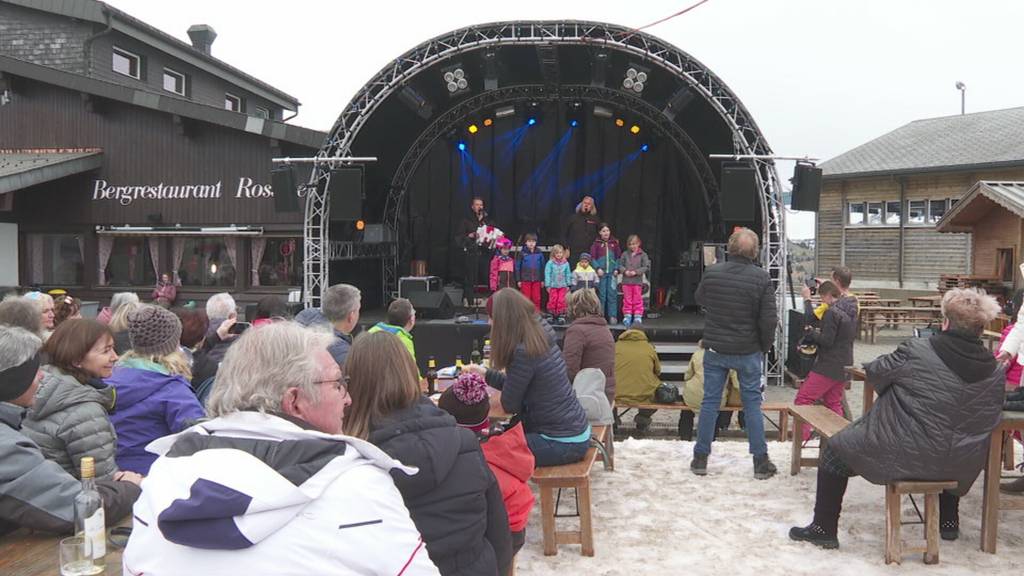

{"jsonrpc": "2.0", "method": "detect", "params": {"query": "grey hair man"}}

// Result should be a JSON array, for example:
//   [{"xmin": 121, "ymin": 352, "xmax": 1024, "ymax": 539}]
[
  {"xmin": 0, "ymin": 326, "xmax": 141, "ymax": 535},
  {"xmin": 199, "ymin": 292, "xmax": 239, "ymax": 367},
  {"xmin": 0, "ymin": 297, "xmax": 45, "ymax": 337},
  {"xmin": 322, "ymin": 283, "xmax": 362, "ymax": 367},
  {"xmin": 691, "ymin": 227, "xmax": 779, "ymax": 479},
  {"xmin": 124, "ymin": 322, "xmax": 438, "ymax": 575}
]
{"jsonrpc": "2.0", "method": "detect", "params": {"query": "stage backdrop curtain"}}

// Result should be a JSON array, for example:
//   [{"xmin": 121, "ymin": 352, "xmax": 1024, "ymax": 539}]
[
  {"xmin": 97, "ymin": 236, "xmax": 113, "ymax": 286},
  {"xmin": 171, "ymin": 238, "xmax": 185, "ymax": 285},
  {"xmin": 76, "ymin": 235, "xmax": 85, "ymax": 271},
  {"xmin": 250, "ymin": 238, "xmax": 266, "ymax": 287},
  {"xmin": 28, "ymin": 235, "xmax": 44, "ymax": 284},
  {"xmin": 148, "ymin": 238, "xmax": 161, "ymax": 279}
]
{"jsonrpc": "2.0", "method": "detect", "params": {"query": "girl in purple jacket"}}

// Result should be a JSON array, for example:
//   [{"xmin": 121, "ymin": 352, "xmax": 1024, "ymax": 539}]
[{"xmin": 590, "ymin": 223, "xmax": 622, "ymax": 324}]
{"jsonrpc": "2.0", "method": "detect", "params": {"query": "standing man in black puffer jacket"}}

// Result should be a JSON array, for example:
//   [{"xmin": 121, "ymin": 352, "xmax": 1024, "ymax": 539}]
[{"xmin": 691, "ymin": 228, "xmax": 778, "ymax": 479}]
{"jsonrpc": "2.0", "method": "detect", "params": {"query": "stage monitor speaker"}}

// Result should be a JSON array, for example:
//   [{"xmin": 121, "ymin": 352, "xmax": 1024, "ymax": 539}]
[
  {"xmin": 791, "ymin": 163, "xmax": 823, "ymax": 212},
  {"xmin": 272, "ymin": 166, "xmax": 300, "ymax": 212},
  {"xmin": 407, "ymin": 291, "xmax": 454, "ymax": 320},
  {"xmin": 329, "ymin": 167, "xmax": 363, "ymax": 221},
  {"xmin": 720, "ymin": 162, "xmax": 757, "ymax": 221}
]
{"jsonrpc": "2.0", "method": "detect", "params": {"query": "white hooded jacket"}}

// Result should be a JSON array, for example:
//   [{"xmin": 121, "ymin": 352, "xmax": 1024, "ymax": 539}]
[{"xmin": 123, "ymin": 412, "xmax": 440, "ymax": 576}]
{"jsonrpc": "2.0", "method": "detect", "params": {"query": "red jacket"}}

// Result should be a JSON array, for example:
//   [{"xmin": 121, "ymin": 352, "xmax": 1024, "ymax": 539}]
[
  {"xmin": 999, "ymin": 324, "xmax": 1022, "ymax": 388},
  {"xmin": 490, "ymin": 254, "xmax": 516, "ymax": 291},
  {"xmin": 480, "ymin": 423, "xmax": 535, "ymax": 532}
]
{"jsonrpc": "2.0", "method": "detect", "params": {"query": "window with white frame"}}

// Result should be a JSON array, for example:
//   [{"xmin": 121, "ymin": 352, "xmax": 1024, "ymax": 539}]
[
  {"xmin": 112, "ymin": 47, "xmax": 142, "ymax": 79},
  {"xmin": 162, "ymin": 68, "xmax": 186, "ymax": 95},
  {"xmin": 907, "ymin": 200, "xmax": 927, "ymax": 225},
  {"xmin": 253, "ymin": 106, "xmax": 270, "ymax": 119},
  {"xmin": 885, "ymin": 201, "xmax": 901, "ymax": 225},
  {"xmin": 847, "ymin": 201, "xmax": 903, "ymax": 226},
  {"xmin": 929, "ymin": 199, "xmax": 949, "ymax": 223},
  {"xmin": 866, "ymin": 202, "xmax": 883, "ymax": 225},
  {"xmin": 225, "ymin": 93, "xmax": 242, "ymax": 112},
  {"xmin": 847, "ymin": 202, "xmax": 865, "ymax": 225}
]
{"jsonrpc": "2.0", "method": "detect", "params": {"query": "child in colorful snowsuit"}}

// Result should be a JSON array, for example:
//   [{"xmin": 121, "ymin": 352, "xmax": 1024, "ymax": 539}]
[
  {"xmin": 545, "ymin": 244, "xmax": 572, "ymax": 322},
  {"xmin": 489, "ymin": 237, "xmax": 516, "ymax": 292},
  {"xmin": 516, "ymin": 233, "xmax": 545, "ymax": 311},
  {"xmin": 572, "ymin": 253, "xmax": 599, "ymax": 292},
  {"xmin": 617, "ymin": 235, "xmax": 650, "ymax": 329},
  {"xmin": 590, "ymin": 223, "xmax": 622, "ymax": 324}
]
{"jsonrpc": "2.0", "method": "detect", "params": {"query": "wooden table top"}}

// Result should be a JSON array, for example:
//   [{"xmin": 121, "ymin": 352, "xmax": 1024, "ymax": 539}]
[
  {"xmin": 858, "ymin": 305, "xmax": 943, "ymax": 313},
  {"xmin": 0, "ymin": 525, "xmax": 126, "ymax": 576},
  {"xmin": 845, "ymin": 366, "xmax": 866, "ymax": 380}
]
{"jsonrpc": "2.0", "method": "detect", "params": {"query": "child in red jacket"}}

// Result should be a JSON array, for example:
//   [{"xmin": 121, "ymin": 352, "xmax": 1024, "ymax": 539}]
[{"xmin": 490, "ymin": 237, "xmax": 516, "ymax": 292}]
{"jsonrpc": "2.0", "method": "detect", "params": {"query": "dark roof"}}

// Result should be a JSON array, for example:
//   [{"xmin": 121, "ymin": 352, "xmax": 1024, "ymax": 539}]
[
  {"xmin": 4, "ymin": 0, "xmax": 300, "ymax": 109},
  {"xmin": 0, "ymin": 149, "xmax": 103, "ymax": 194},
  {"xmin": 936, "ymin": 180, "xmax": 1024, "ymax": 233},
  {"xmin": 821, "ymin": 106, "xmax": 1024, "ymax": 179},
  {"xmin": 0, "ymin": 55, "xmax": 326, "ymax": 148}
]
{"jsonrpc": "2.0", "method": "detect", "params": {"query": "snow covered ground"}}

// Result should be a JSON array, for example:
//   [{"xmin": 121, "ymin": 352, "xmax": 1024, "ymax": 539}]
[{"xmin": 516, "ymin": 438, "xmax": 1024, "ymax": 575}]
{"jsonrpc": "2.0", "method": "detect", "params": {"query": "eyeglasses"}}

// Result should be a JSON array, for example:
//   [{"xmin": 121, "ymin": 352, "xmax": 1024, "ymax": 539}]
[{"xmin": 314, "ymin": 375, "xmax": 350, "ymax": 393}]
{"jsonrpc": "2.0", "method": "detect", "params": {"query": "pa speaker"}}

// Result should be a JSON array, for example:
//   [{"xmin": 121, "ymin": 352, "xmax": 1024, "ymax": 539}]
[
  {"xmin": 272, "ymin": 166, "xmax": 300, "ymax": 212},
  {"xmin": 407, "ymin": 291, "xmax": 454, "ymax": 320},
  {"xmin": 791, "ymin": 163, "xmax": 823, "ymax": 212},
  {"xmin": 720, "ymin": 162, "xmax": 757, "ymax": 221},
  {"xmin": 328, "ymin": 168, "xmax": 363, "ymax": 221}
]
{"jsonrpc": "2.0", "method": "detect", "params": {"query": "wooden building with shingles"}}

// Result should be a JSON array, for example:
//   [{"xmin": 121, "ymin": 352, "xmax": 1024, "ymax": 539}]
[{"xmin": 816, "ymin": 106, "xmax": 1024, "ymax": 290}]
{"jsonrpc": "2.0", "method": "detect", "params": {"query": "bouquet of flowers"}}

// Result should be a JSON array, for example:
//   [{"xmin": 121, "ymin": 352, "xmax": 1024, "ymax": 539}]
[{"xmin": 476, "ymin": 224, "xmax": 505, "ymax": 248}]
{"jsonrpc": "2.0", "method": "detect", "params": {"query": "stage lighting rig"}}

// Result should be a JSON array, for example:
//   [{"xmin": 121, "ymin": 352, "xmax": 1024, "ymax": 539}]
[
  {"xmin": 495, "ymin": 105, "xmax": 516, "ymax": 119},
  {"xmin": 630, "ymin": 124, "xmax": 641, "ymax": 135},
  {"xmin": 592, "ymin": 105, "xmax": 613, "ymax": 119},
  {"xmin": 483, "ymin": 118, "xmax": 493, "ymax": 127},
  {"xmin": 468, "ymin": 124, "xmax": 479, "ymax": 134},
  {"xmin": 442, "ymin": 64, "xmax": 469, "ymax": 96},
  {"xmin": 615, "ymin": 118, "xmax": 625, "ymax": 127},
  {"xmin": 623, "ymin": 64, "xmax": 649, "ymax": 94},
  {"xmin": 457, "ymin": 141, "xmax": 467, "ymax": 151}
]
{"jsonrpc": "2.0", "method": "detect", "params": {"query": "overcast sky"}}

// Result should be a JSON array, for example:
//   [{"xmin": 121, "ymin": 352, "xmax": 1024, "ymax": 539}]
[{"xmin": 108, "ymin": 0, "xmax": 1024, "ymax": 239}]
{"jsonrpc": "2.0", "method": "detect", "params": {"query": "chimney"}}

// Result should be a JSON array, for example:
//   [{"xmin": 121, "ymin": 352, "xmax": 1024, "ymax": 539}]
[{"xmin": 187, "ymin": 24, "xmax": 217, "ymax": 55}]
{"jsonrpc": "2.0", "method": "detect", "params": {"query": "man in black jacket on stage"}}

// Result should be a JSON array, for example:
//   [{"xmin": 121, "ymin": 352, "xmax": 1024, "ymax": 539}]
[
  {"xmin": 454, "ymin": 197, "xmax": 494, "ymax": 303},
  {"xmin": 690, "ymin": 227, "xmax": 779, "ymax": 480}
]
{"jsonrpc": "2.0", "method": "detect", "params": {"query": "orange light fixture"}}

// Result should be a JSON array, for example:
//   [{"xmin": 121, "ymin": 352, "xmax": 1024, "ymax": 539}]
[
  {"xmin": 468, "ymin": 124, "xmax": 479, "ymax": 134},
  {"xmin": 615, "ymin": 118, "xmax": 625, "ymax": 127},
  {"xmin": 630, "ymin": 125, "xmax": 641, "ymax": 135},
  {"xmin": 483, "ymin": 118, "xmax": 493, "ymax": 127},
  {"xmin": 356, "ymin": 220, "xmax": 366, "ymax": 231}
]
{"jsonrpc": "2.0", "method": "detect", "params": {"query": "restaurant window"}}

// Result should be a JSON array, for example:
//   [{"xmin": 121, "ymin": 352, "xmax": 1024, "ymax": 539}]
[
  {"xmin": 998, "ymin": 248, "xmax": 1015, "ymax": 282},
  {"xmin": 24, "ymin": 234, "xmax": 84, "ymax": 286},
  {"xmin": 177, "ymin": 238, "xmax": 237, "ymax": 287},
  {"xmin": 866, "ymin": 202, "xmax": 883, "ymax": 225},
  {"xmin": 162, "ymin": 67, "xmax": 186, "ymax": 95},
  {"xmin": 847, "ymin": 202, "xmax": 865, "ymax": 225},
  {"xmin": 252, "ymin": 238, "xmax": 302, "ymax": 287},
  {"xmin": 104, "ymin": 238, "xmax": 155, "ymax": 287},
  {"xmin": 929, "ymin": 199, "xmax": 949, "ymax": 223},
  {"xmin": 253, "ymin": 106, "xmax": 270, "ymax": 119},
  {"xmin": 112, "ymin": 47, "xmax": 142, "ymax": 79},
  {"xmin": 885, "ymin": 201, "xmax": 901, "ymax": 225},
  {"xmin": 225, "ymin": 93, "xmax": 242, "ymax": 112},
  {"xmin": 907, "ymin": 200, "xmax": 927, "ymax": 225}
]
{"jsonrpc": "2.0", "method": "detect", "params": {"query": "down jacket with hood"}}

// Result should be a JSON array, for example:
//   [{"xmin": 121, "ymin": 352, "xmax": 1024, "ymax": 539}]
[
  {"xmin": 562, "ymin": 315, "xmax": 616, "ymax": 403},
  {"xmin": 805, "ymin": 294, "xmax": 858, "ymax": 382},
  {"xmin": 105, "ymin": 362, "xmax": 205, "ymax": 474},
  {"xmin": 368, "ymin": 397, "xmax": 512, "ymax": 576},
  {"xmin": 695, "ymin": 254, "xmax": 777, "ymax": 355},
  {"xmin": 480, "ymin": 423, "xmax": 535, "ymax": 533},
  {"xmin": 123, "ymin": 412, "xmax": 439, "ymax": 576},
  {"xmin": 22, "ymin": 367, "xmax": 119, "ymax": 479},
  {"xmin": 613, "ymin": 329, "xmax": 662, "ymax": 405},
  {"xmin": 829, "ymin": 330, "xmax": 1004, "ymax": 495}
]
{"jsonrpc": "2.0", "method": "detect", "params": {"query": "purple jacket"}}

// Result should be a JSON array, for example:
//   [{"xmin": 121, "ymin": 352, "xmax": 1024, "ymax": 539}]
[{"xmin": 105, "ymin": 365, "xmax": 205, "ymax": 474}]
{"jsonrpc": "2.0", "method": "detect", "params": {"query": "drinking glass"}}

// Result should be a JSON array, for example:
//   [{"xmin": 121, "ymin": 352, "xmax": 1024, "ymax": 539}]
[{"xmin": 58, "ymin": 536, "xmax": 101, "ymax": 576}]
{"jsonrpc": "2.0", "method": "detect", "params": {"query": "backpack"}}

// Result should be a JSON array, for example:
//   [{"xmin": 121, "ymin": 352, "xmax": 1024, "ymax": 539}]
[{"xmin": 572, "ymin": 368, "xmax": 614, "ymax": 425}]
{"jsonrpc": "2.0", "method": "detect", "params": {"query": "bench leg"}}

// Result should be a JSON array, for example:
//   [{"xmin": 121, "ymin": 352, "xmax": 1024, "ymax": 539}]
[
  {"xmin": 778, "ymin": 409, "xmax": 789, "ymax": 442},
  {"xmin": 540, "ymin": 485, "xmax": 557, "ymax": 556},
  {"xmin": 885, "ymin": 485, "xmax": 901, "ymax": 565},
  {"xmin": 924, "ymin": 492, "xmax": 939, "ymax": 564},
  {"xmin": 790, "ymin": 417, "xmax": 803, "ymax": 476},
  {"xmin": 1003, "ymin": 434, "xmax": 1015, "ymax": 472},
  {"xmin": 578, "ymin": 478, "xmax": 594, "ymax": 557},
  {"xmin": 605, "ymin": 430, "xmax": 615, "ymax": 471}
]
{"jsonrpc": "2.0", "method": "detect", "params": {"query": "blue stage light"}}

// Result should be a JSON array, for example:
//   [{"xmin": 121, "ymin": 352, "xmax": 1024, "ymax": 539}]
[
  {"xmin": 527, "ymin": 117, "xmax": 537, "ymax": 126},
  {"xmin": 457, "ymin": 141, "xmax": 467, "ymax": 151},
  {"xmin": 570, "ymin": 119, "xmax": 579, "ymax": 127},
  {"xmin": 641, "ymin": 143, "xmax": 649, "ymax": 152}
]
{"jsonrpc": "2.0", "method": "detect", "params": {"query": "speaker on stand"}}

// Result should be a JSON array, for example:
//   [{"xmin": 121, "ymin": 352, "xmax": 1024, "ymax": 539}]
[
  {"xmin": 791, "ymin": 162, "xmax": 823, "ymax": 212},
  {"xmin": 719, "ymin": 161, "xmax": 758, "ymax": 222}
]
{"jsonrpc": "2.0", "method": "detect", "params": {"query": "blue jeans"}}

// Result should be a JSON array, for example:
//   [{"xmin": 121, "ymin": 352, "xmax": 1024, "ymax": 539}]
[
  {"xmin": 597, "ymin": 273, "xmax": 617, "ymax": 320},
  {"xmin": 526, "ymin": 433, "xmax": 590, "ymax": 467},
  {"xmin": 694, "ymin": 349, "xmax": 767, "ymax": 457}
]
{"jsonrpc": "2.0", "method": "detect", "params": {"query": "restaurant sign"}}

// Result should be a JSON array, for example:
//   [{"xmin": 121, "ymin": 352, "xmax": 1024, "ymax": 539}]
[{"xmin": 92, "ymin": 178, "xmax": 274, "ymax": 206}]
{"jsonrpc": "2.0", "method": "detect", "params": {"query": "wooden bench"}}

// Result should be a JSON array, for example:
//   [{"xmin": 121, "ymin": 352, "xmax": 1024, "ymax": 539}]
[
  {"xmin": 615, "ymin": 402, "xmax": 791, "ymax": 442},
  {"xmin": 789, "ymin": 405, "xmax": 850, "ymax": 475},
  {"xmin": 886, "ymin": 480, "xmax": 958, "ymax": 565},
  {"xmin": 531, "ymin": 424, "xmax": 610, "ymax": 556},
  {"xmin": 859, "ymin": 308, "xmax": 942, "ymax": 343}
]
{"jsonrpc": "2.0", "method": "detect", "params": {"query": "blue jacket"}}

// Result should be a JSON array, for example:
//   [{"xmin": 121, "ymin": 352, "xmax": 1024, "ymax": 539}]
[
  {"xmin": 328, "ymin": 329, "xmax": 353, "ymax": 368},
  {"xmin": 106, "ymin": 363, "xmax": 205, "ymax": 474},
  {"xmin": 545, "ymin": 259, "xmax": 572, "ymax": 289},
  {"xmin": 516, "ymin": 247, "xmax": 545, "ymax": 283}
]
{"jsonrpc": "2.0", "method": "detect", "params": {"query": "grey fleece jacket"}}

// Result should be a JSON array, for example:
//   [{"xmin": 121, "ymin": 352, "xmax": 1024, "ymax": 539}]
[{"xmin": 22, "ymin": 367, "xmax": 119, "ymax": 479}]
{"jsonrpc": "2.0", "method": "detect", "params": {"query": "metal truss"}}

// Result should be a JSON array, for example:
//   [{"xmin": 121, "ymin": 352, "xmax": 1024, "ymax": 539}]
[
  {"xmin": 328, "ymin": 241, "xmax": 395, "ymax": 261},
  {"xmin": 306, "ymin": 20, "xmax": 787, "ymax": 383}
]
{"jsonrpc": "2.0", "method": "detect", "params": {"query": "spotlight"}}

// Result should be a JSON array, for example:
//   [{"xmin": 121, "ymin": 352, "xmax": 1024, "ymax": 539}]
[
  {"xmin": 442, "ymin": 64, "xmax": 469, "ymax": 96},
  {"xmin": 641, "ymin": 143, "xmax": 650, "ymax": 152},
  {"xmin": 483, "ymin": 118, "xmax": 493, "ymax": 127},
  {"xmin": 468, "ymin": 124, "xmax": 478, "ymax": 134},
  {"xmin": 615, "ymin": 118, "xmax": 625, "ymax": 127},
  {"xmin": 630, "ymin": 125, "xmax": 640, "ymax": 135},
  {"xmin": 495, "ymin": 105, "xmax": 516, "ymax": 119},
  {"xmin": 356, "ymin": 220, "xmax": 366, "ymax": 231},
  {"xmin": 457, "ymin": 141, "xmax": 466, "ymax": 151},
  {"xmin": 527, "ymin": 117, "xmax": 537, "ymax": 126},
  {"xmin": 623, "ymin": 64, "xmax": 649, "ymax": 94},
  {"xmin": 570, "ymin": 119, "xmax": 579, "ymax": 127}
]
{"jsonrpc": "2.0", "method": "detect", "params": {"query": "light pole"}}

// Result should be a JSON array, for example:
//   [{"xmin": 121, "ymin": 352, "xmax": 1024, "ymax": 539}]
[{"xmin": 956, "ymin": 81, "xmax": 966, "ymax": 115}]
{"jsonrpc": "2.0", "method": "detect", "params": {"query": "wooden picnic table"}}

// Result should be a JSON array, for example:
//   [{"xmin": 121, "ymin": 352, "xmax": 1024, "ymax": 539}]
[
  {"xmin": 845, "ymin": 366, "xmax": 873, "ymax": 416},
  {"xmin": 431, "ymin": 376, "xmax": 511, "ymax": 420},
  {"xmin": 909, "ymin": 295, "xmax": 942, "ymax": 307},
  {"xmin": 981, "ymin": 411, "xmax": 1024, "ymax": 553},
  {"xmin": 858, "ymin": 306, "xmax": 943, "ymax": 343},
  {"xmin": 0, "ymin": 522, "xmax": 127, "ymax": 576}
]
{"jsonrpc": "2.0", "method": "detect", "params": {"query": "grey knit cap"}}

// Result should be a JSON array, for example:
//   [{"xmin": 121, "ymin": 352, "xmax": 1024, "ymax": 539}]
[{"xmin": 128, "ymin": 304, "xmax": 182, "ymax": 356}]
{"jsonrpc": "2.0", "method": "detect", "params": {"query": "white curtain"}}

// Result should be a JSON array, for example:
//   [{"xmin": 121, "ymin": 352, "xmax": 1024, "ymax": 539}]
[
  {"xmin": 250, "ymin": 238, "xmax": 267, "ymax": 287},
  {"xmin": 148, "ymin": 238, "xmax": 161, "ymax": 279},
  {"xmin": 172, "ymin": 238, "xmax": 185, "ymax": 285},
  {"xmin": 97, "ymin": 236, "xmax": 113, "ymax": 286}
]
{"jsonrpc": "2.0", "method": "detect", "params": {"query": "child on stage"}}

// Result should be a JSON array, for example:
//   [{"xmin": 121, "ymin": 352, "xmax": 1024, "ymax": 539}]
[
  {"xmin": 591, "ymin": 223, "xmax": 622, "ymax": 324},
  {"xmin": 572, "ymin": 253, "xmax": 598, "ymax": 292},
  {"xmin": 489, "ymin": 236, "xmax": 516, "ymax": 292},
  {"xmin": 516, "ymin": 232, "xmax": 545, "ymax": 311},
  {"xmin": 544, "ymin": 244, "xmax": 572, "ymax": 324},
  {"xmin": 617, "ymin": 234, "xmax": 650, "ymax": 329}
]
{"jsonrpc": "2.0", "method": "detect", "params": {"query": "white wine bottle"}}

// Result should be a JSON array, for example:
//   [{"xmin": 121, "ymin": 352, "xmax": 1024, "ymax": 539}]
[{"xmin": 73, "ymin": 457, "xmax": 105, "ymax": 575}]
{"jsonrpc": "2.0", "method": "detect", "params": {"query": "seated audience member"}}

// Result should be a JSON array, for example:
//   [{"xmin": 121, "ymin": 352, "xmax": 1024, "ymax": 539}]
[
  {"xmin": 24, "ymin": 291, "xmax": 55, "ymax": 339},
  {"xmin": 52, "ymin": 294, "xmax": 82, "ymax": 328},
  {"xmin": 172, "ymin": 307, "xmax": 209, "ymax": 369},
  {"xmin": 0, "ymin": 297, "xmax": 45, "ymax": 337},
  {"xmin": 367, "ymin": 297, "xmax": 417, "ymax": 364},
  {"xmin": 97, "ymin": 291, "xmax": 140, "ymax": 325},
  {"xmin": 791, "ymin": 288, "xmax": 1004, "ymax": 548},
  {"xmin": 105, "ymin": 305, "xmax": 205, "ymax": 474},
  {"xmin": 322, "ymin": 283, "xmax": 362, "ymax": 367},
  {"xmin": 109, "ymin": 300, "xmax": 140, "ymax": 355},
  {"xmin": 252, "ymin": 295, "xmax": 290, "ymax": 328},
  {"xmin": 614, "ymin": 328, "xmax": 663, "ymax": 433},
  {"xmin": 997, "ymin": 290, "xmax": 1024, "ymax": 390},
  {"xmin": 294, "ymin": 306, "xmax": 329, "ymax": 328},
  {"xmin": 679, "ymin": 341, "xmax": 741, "ymax": 441},
  {"xmin": 22, "ymin": 319, "xmax": 120, "ymax": 479},
  {"xmin": 199, "ymin": 292, "xmax": 238, "ymax": 364},
  {"xmin": 562, "ymin": 288, "xmax": 616, "ymax": 405},
  {"xmin": 438, "ymin": 372, "xmax": 535, "ymax": 557},
  {"xmin": 466, "ymin": 288, "xmax": 591, "ymax": 467},
  {"xmin": 0, "ymin": 326, "xmax": 141, "ymax": 536},
  {"xmin": 123, "ymin": 322, "xmax": 439, "ymax": 575},
  {"xmin": 345, "ymin": 331, "xmax": 512, "ymax": 576},
  {"xmin": 151, "ymin": 273, "xmax": 177, "ymax": 307}
]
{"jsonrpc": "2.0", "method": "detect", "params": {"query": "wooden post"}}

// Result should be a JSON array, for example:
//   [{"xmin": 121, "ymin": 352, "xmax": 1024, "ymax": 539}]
[
  {"xmin": 885, "ymin": 485, "xmax": 902, "ymax": 565},
  {"xmin": 980, "ymin": 428, "xmax": 1004, "ymax": 553},
  {"xmin": 790, "ymin": 416, "xmax": 803, "ymax": 476},
  {"xmin": 578, "ymin": 480, "xmax": 595, "ymax": 557},
  {"xmin": 924, "ymin": 492, "xmax": 940, "ymax": 564},
  {"xmin": 540, "ymin": 486, "xmax": 557, "ymax": 556},
  {"xmin": 1003, "ymin": 434, "xmax": 1015, "ymax": 472},
  {"xmin": 778, "ymin": 409, "xmax": 789, "ymax": 442}
]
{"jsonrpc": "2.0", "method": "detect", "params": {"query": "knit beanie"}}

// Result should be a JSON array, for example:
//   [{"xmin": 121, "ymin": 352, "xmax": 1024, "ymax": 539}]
[
  {"xmin": 438, "ymin": 371, "xmax": 490, "ymax": 433},
  {"xmin": 128, "ymin": 304, "xmax": 182, "ymax": 356}
]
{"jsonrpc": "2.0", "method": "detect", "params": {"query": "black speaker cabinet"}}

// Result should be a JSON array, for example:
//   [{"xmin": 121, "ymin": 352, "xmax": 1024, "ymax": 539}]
[
  {"xmin": 407, "ymin": 291, "xmax": 454, "ymax": 320},
  {"xmin": 329, "ymin": 167, "xmax": 363, "ymax": 221},
  {"xmin": 720, "ymin": 162, "xmax": 758, "ymax": 221},
  {"xmin": 398, "ymin": 276, "xmax": 442, "ymax": 298},
  {"xmin": 271, "ymin": 166, "xmax": 300, "ymax": 212},
  {"xmin": 791, "ymin": 163, "xmax": 823, "ymax": 212}
]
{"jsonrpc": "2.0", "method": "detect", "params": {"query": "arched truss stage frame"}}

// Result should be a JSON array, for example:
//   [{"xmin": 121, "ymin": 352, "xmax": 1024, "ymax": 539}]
[{"xmin": 307, "ymin": 20, "xmax": 788, "ymax": 381}]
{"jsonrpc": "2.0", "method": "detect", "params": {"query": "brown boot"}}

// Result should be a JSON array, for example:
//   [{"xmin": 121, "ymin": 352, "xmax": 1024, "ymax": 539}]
[{"xmin": 1000, "ymin": 476, "xmax": 1024, "ymax": 494}]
